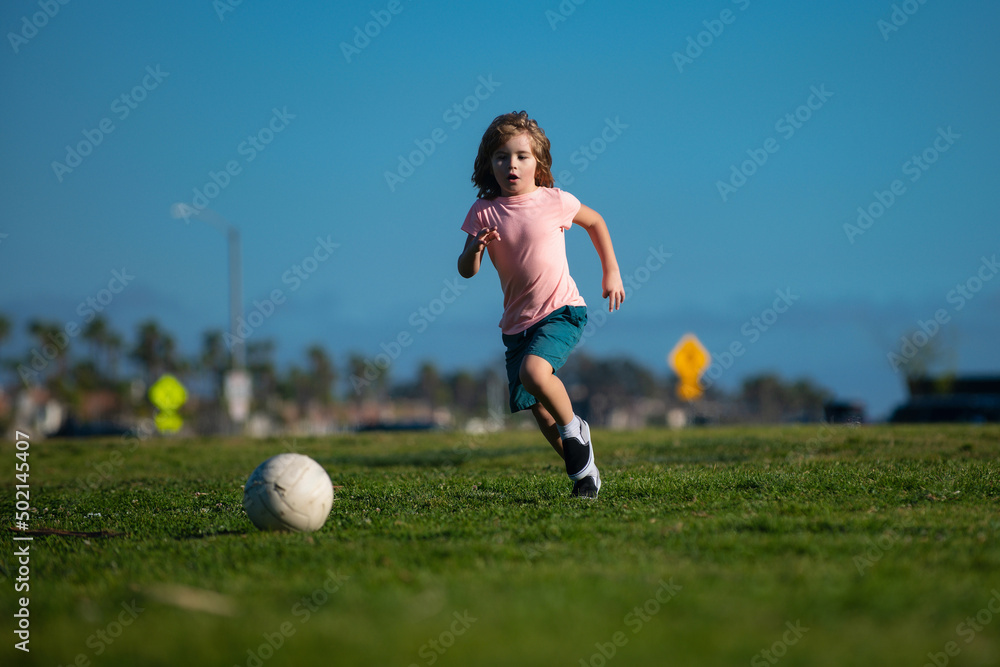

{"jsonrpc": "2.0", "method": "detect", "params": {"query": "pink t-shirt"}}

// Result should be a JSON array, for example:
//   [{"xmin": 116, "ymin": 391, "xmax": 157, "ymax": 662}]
[{"xmin": 462, "ymin": 187, "xmax": 586, "ymax": 335}]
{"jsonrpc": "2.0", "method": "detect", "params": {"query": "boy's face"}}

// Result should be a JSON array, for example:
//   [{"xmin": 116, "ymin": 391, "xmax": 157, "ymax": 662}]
[{"xmin": 491, "ymin": 132, "xmax": 538, "ymax": 197}]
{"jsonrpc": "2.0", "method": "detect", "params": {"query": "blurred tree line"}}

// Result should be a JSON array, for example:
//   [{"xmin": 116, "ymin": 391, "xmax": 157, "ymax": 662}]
[{"xmin": 0, "ymin": 311, "xmax": 836, "ymax": 432}]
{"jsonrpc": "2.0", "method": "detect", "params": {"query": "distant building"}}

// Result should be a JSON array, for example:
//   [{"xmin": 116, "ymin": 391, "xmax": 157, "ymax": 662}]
[{"xmin": 890, "ymin": 375, "xmax": 1000, "ymax": 423}]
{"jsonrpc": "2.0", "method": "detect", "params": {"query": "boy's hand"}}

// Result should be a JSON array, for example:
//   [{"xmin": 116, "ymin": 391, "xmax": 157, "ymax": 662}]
[
  {"xmin": 602, "ymin": 271, "xmax": 625, "ymax": 312},
  {"xmin": 475, "ymin": 226, "xmax": 501, "ymax": 250}
]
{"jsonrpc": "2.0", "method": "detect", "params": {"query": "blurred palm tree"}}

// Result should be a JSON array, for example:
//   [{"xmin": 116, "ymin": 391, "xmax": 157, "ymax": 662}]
[
  {"xmin": 247, "ymin": 338, "xmax": 278, "ymax": 410},
  {"xmin": 81, "ymin": 315, "xmax": 108, "ymax": 361},
  {"xmin": 416, "ymin": 361, "xmax": 454, "ymax": 408},
  {"xmin": 347, "ymin": 352, "xmax": 387, "ymax": 402},
  {"xmin": 26, "ymin": 318, "xmax": 71, "ymax": 388},
  {"xmin": 129, "ymin": 319, "xmax": 180, "ymax": 384},
  {"xmin": 306, "ymin": 344, "xmax": 336, "ymax": 405},
  {"xmin": 200, "ymin": 329, "xmax": 230, "ymax": 399},
  {"xmin": 81, "ymin": 315, "xmax": 125, "ymax": 381}
]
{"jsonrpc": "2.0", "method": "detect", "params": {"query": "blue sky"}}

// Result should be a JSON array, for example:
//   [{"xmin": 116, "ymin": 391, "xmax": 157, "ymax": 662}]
[{"xmin": 2, "ymin": 0, "xmax": 998, "ymax": 419}]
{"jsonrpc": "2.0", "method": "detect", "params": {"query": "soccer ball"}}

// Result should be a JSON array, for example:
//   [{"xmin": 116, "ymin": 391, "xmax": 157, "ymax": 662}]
[{"xmin": 243, "ymin": 453, "xmax": 334, "ymax": 532}]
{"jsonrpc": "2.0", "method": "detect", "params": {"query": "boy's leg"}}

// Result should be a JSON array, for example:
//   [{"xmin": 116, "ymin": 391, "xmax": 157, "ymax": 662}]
[
  {"xmin": 519, "ymin": 354, "xmax": 574, "ymax": 425},
  {"xmin": 520, "ymin": 354, "xmax": 600, "ymax": 498},
  {"xmin": 530, "ymin": 402, "xmax": 564, "ymax": 459}
]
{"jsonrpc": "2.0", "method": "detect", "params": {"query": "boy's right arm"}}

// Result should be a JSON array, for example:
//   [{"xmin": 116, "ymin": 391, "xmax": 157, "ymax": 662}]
[{"xmin": 457, "ymin": 226, "xmax": 500, "ymax": 278}]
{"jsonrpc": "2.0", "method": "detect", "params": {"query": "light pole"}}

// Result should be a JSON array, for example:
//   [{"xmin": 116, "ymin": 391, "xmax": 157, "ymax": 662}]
[
  {"xmin": 170, "ymin": 203, "xmax": 251, "ymax": 430},
  {"xmin": 170, "ymin": 203, "xmax": 245, "ymax": 369}
]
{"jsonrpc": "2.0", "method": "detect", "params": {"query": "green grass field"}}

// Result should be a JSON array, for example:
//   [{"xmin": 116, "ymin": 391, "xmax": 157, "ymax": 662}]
[{"xmin": 2, "ymin": 424, "xmax": 999, "ymax": 667}]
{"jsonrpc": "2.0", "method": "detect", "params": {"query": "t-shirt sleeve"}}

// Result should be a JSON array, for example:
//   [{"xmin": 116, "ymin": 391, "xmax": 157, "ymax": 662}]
[
  {"xmin": 461, "ymin": 202, "xmax": 484, "ymax": 236},
  {"xmin": 557, "ymin": 189, "xmax": 582, "ymax": 230}
]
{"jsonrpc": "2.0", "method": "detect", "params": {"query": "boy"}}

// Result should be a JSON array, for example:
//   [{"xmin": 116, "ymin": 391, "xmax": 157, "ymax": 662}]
[{"xmin": 458, "ymin": 111, "xmax": 625, "ymax": 498}]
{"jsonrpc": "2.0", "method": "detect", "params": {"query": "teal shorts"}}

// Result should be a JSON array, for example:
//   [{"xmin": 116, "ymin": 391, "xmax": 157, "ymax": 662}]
[{"xmin": 502, "ymin": 305, "xmax": 588, "ymax": 413}]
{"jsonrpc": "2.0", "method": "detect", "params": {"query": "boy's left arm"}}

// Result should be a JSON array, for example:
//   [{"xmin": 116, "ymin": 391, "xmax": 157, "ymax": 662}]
[{"xmin": 573, "ymin": 204, "xmax": 625, "ymax": 312}]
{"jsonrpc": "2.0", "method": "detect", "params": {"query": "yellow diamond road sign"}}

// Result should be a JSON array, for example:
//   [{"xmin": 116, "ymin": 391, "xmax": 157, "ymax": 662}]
[
  {"xmin": 149, "ymin": 374, "xmax": 187, "ymax": 412},
  {"xmin": 668, "ymin": 334, "xmax": 711, "ymax": 402},
  {"xmin": 149, "ymin": 374, "xmax": 188, "ymax": 433},
  {"xmin": 154, "ymin": 410, "xmax": 184, "ymax": 434},
  {"xmin": 669, "ymin": 334, "xmax": 710, "ymax": 379}
]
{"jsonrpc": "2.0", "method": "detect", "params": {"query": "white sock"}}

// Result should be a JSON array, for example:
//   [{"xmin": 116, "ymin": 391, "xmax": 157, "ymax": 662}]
[{"xmin": 558, "ymin": 415, "xmax": 582, "ymax": 442}]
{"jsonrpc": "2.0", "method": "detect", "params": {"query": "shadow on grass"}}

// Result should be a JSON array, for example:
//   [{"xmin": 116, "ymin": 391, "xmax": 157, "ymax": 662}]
[
  {"xmin": 177, "ymin": 529, "xmax": 250, "ymax": 540},
  {"xmin": 318, "ymin": 444, "xmax": 753, "ymax": 471},
  {"xmin": 6, "ymin": 527, "xmax": 126, "ymax": 538},
  {"xmin": 630, "ymin": 451, "xmax": 754, "ymax": 466},
  {"xmin": 314, "ymin": 445, "xmax": 540, "ymax": 469}
]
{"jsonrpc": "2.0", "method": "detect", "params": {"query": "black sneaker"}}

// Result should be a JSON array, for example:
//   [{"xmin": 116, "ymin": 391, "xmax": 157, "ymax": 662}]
[
  {"xmin": 564, "ymin": 418, "xmax": 601, "ymax": 498},
  {"xmin": 571, "ymin": 466, "xmax": 602, "ymax": 498}
]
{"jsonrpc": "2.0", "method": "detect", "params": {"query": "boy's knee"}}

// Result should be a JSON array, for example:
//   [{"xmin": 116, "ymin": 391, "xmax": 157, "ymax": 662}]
[{"xmin": 519, "ymin": 356, "xmax": 550, "ymax": 390}]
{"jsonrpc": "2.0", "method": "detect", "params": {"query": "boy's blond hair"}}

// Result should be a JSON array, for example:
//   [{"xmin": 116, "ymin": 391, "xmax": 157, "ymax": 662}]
[{"xmin": 472, "ymin": 111, "xmax": 554, "ymax": 199}]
